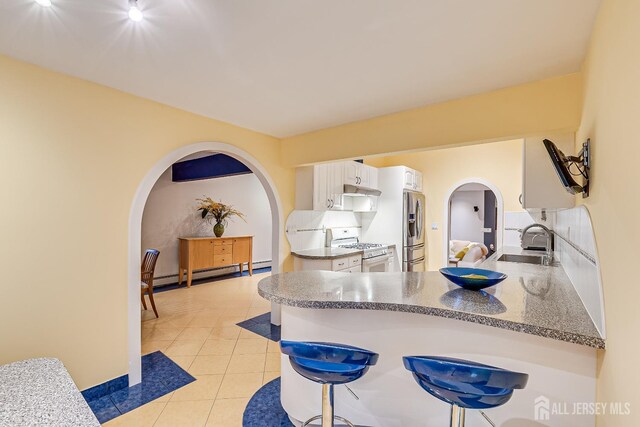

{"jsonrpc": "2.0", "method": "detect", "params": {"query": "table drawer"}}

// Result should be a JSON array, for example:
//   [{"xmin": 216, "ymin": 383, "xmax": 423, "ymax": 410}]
[
  {"xmin": 214, "ymin": 244, "xmax": 233, "ymax": 255},
  {"xmin": 213, "ymin": 255, "xmax": 232, "ymax": 266},
  {"xmin": 213, "ymin": 239, "xmax": 234, "ymax": 246},
  {"xmin": 345, "ymin": 265, "xmax": 361, "ymax": 273}
]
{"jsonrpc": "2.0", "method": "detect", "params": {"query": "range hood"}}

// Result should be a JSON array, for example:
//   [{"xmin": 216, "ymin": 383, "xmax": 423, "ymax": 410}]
[{"xmin": 343, "ymin": 184, "xmax": 382, "ymax": 197}]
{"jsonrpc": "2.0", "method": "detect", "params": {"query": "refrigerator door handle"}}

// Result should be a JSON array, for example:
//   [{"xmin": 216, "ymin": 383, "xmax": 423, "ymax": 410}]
[{"xmin": 416, "ymin": 198, "xmax": 423, "ymax": 240}]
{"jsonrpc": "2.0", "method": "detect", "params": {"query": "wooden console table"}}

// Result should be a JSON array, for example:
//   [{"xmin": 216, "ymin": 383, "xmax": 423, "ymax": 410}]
[{"xmin": 178, "ymin": 236, "xmax": 253, "ymax": 287}]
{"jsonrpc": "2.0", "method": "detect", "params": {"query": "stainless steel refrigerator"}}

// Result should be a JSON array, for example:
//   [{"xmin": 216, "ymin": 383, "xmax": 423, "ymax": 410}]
[{"xmin": 403, "ymin": 191, "xmax": 426, "ymax": 271}]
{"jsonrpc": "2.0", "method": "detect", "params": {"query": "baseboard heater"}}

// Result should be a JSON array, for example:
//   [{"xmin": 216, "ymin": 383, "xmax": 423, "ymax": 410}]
[{"xmin": 153, "ymin": 260, "xmax": 272, "ymax": 288}]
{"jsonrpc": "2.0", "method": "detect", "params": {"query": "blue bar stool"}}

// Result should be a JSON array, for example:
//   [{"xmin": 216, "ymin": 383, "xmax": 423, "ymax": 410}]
[
  {"xmin": 403, "ymin": 356, "xmax": 528, "ymax": 427},
  {"xmin": 280, "ymin": 341, "xmax": 379, "ymax": 427}
]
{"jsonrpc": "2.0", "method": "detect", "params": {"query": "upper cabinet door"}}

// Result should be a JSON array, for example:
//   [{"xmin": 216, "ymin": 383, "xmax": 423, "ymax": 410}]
[
  {"xmin": 402, "ymin": 167, "xmax": 423, "ymax": 191},
  {"xmin": 333, "ymin": 161, "xmax": 379, "ymax": 189},
  {"xmin": 328, "ymin": 163, "xmax": 345, "ymax": 195},
  {"xmin": 312, "ymin": 164, "xmax": 330, "ymax": 210},
  {"xmin": 327, "ymin": 163, "xmax": 345, "ymax": 210},
  {"xmin": 403, "ymin": 168, "xmax": 414, "ymax": 190},
  {"xmin": 343, "ymin": 161, "xmax": 361, "ymax": 186},
  {"xmin": 413, "ymin": 170, "xmax": 423, "ymax": 192},
  {"xmin": 366, "ymin": 165, "xmax": 379, "ymax": 189}
]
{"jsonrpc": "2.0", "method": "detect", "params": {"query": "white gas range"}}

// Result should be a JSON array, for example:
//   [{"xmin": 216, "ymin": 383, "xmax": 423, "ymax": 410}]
[{"xmin": 326, "ymin": 228, "xmax": 396, "ymax": 272}]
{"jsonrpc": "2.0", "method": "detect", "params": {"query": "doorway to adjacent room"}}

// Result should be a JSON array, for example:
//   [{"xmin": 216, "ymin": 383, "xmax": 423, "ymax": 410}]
[
  {"xmin": 443, "ymin": 179, "xmax": 504, "ymax": 268},
  {"xmin": 128, "ymin": 142, "xmax": 284, "ymax": 386}
]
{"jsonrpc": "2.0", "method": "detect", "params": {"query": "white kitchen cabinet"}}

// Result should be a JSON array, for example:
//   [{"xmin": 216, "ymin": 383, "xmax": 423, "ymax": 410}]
[
  {"xmin": 344, "ymin": 161, "xmax": 362, "ymax": 186},
  {"xmin": 295, "ymin": 161, "xmax": 380, "ymax": 211},
  {"xmin": 309, "ymin": 164, "xmax": 343, "ymax": 211},
  {"xmin": 402, "ymin": 167, "xmax": 423, "ymax": 191},
  {"xmin": 294, "ymin": 254, "xmax": 362, "ymax": 272},
  {"xmin": 522, "ymin": 133, "xmax": 576, "ymax": 209},
  {"xmin": 311, "ymin": 164, "xmax": 328, "ymax": 210},
  {"xmin": 413, "ymin": 170, "xmax": 423, "ymax": 192},
  {"xmin": 367, "ymin": 165, "xmax": 379, "ymax": 189},
  {"xmin": 327, "ymin": 163, "xmax": 345, "ymax": 210},
  {"xmin": 403, "ymin": 168, "xmax": 414, "ymax": 189},
  {"xmin": 344, "ymin": 161, "xmax": 377, "ymax": 188}
]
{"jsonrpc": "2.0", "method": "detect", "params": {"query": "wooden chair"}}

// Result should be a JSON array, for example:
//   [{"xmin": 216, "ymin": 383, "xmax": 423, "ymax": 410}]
[{"xmin": 141, "ymin": 249, "xmax": 160, "ymax": 318}]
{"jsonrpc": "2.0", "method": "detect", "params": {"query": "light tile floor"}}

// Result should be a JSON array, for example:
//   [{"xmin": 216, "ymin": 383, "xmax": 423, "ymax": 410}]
[{"xmin": 104, "ymin": 272, "xmax": 280, "ymax": 427}]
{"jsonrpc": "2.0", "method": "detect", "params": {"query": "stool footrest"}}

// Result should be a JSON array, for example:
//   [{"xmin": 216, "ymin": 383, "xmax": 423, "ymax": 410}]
[{"xmin": 301, "ymin": 414, "xmax": 355, "ymax": 427}]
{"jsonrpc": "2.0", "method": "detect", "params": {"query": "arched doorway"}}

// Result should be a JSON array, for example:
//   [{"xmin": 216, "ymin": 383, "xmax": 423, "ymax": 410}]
[
  {"xmin": 442, "ymin": 178, "xmax": 504, "ymax": 268},
  {"xmin": 127, "ymin": 142, "xmax": 283, "ymax": 385}
]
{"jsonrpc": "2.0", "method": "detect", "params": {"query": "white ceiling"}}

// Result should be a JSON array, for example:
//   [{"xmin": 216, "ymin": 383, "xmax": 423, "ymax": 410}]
[{"xmin": 0, "ymin": 0, "xmax": 600, "ymax": 137}]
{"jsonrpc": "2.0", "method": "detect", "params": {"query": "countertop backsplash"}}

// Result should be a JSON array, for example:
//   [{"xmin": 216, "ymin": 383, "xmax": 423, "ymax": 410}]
[
  {"xmin": 552, "ymin": 206, "xmax": 605, "ymax": 337},
  {"xmin": 528, "ymin": 206, "xmax": 605, "ymax": 337}
]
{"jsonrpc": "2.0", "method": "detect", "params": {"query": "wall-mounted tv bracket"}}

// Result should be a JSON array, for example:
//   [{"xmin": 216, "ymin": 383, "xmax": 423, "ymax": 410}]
[{"xmin": 566, "ymin": 139, "xmax": 591, "ymax": 197}]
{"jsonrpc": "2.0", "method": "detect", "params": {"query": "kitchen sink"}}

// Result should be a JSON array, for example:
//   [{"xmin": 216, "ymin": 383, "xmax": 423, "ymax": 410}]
[{"xmin": 497, "ymin": 254, "xmax": 546, "ymax": 265}]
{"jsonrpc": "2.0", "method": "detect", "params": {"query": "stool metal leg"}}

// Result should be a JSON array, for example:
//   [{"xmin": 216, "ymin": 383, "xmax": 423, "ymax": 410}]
[
  {"xmin": 301, "ymin": 383, "xmax": 355, "ymax": 427},
  {"xmin": 322, "ymin": 384, "xmax": 334, "ymax": 427},
  {"xmin": 450, "ymin": 404, "xmax": 466, "ymax": 427}
]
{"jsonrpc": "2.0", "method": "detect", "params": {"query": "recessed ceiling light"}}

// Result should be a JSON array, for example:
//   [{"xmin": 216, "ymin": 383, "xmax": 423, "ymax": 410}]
[
  {"xmin": 35, "ymin": 0, "xmax": 52, "ymax": 6},
  {"xmin": 128, "ymin": 0, "xmax": 143, "ymax": 22}
]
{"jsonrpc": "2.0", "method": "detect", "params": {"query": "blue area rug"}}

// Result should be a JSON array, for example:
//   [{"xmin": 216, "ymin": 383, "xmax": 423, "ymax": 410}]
[
  {"xmin": 243, "ymin": 378, "xmax": 294, "ymax": 427},
  {"xmin": 154, "ymin": 266, "xmax": 272, "ymax": 293},
  {"xmin": 237, "ymin": 312, "xmax": 281, "ymax": 342},
  {"xmin": 82, "ymin": 351, "xmax": 195, "ymax": 424}
]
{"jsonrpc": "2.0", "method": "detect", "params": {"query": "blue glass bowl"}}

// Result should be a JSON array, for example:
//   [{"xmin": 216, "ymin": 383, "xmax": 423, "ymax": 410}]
[{"xmin": 439, "ymin": 267, "xmax": 507, "ymax": 291}]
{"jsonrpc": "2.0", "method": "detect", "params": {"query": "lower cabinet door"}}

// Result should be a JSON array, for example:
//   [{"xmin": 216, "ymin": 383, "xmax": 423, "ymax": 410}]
[
  {"xmin": 192, "ymin": 240, "xmax": 215, "ymax": 269},
  {"xmin": 232, "ymin": 238, "xmax": 251, "ymax": 263}
]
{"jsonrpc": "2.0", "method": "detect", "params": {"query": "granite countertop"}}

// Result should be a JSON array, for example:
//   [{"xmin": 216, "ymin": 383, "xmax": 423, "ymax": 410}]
[
  {"xmin": 291, "ymin": 247, "xmax": 364, "ymax": 260},
  {"xmin": 0, "ymin": 358, "xmax": 100, "ymax": 426},
  {"xmin": 259, "ymin": 247, "xmax": 605, "ymax": 349}
]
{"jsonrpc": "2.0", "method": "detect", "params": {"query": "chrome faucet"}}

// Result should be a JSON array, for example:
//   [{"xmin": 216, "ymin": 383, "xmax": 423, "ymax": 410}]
[{"xmin": 521, "ymin": 223, "xmax": 554, "ymax": 265}]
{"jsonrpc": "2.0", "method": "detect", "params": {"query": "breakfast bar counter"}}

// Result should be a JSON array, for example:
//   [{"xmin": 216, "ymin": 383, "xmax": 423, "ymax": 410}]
[
  {"xmin": 259, "ymin": 257, "xmax": 603, "ymax": 348},
  {"xmin": 258, "ymin": 248, "xmax": 604, "ymax": 426}
]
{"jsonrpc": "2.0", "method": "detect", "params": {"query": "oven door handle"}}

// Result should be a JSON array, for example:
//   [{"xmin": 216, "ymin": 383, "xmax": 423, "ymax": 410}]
[{"xmin": 363, "ymin": 254, "xmax": 393, "ymax": 264}]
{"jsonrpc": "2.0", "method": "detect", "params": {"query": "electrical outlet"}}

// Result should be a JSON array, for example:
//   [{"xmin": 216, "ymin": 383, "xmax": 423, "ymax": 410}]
[{"xmin": 431, "ymin": 223, "xmax": 438, "ymax": 230}]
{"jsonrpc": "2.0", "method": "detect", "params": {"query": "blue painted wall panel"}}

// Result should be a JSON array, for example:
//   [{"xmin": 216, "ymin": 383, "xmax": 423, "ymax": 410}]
[{"xmin": 172, "ymin": 154, "xmax": 252, "ymax": 182}]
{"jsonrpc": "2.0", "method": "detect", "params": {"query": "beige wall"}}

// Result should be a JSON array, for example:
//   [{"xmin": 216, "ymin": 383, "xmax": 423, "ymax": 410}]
[
  {"xmin": 0, "ymin": 55, "xmax": 295, "ymax": 389},
  {"xmin": 576, "ymin": 0, "xmax": 640, "ymax": 424},
  {"xmin": 281, "ymin": 73, "xmax": 581, "ymax": 166},
  {"xmin": 367, "ymin": 139, "xmax": 524, "ymax": 270}
]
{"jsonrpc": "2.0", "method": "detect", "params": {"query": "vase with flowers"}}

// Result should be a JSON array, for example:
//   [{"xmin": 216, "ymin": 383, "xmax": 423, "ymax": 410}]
[{"xmin": 196, "ymin": 197, "xmax": 246, "ymax": 238}]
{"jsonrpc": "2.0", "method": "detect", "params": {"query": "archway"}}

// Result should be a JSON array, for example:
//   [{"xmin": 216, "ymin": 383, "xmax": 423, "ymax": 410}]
[
  {"xmin": 442, "ymin": 178, "xmax": 504, "ymax": 268},
  {"xmin": 128, "ymin": 142, "xmax": 283, "ymax": 385}
]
